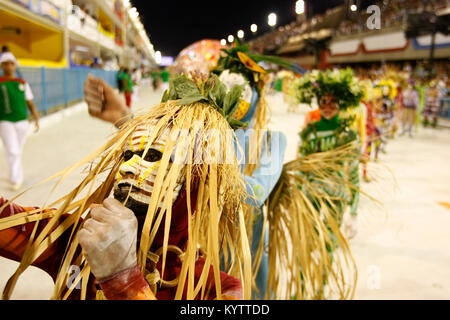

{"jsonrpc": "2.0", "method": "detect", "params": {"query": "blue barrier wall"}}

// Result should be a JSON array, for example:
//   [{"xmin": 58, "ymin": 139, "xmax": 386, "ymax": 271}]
[{"xmin": 2, "ymin": 67, "xmax": 117, "ymax": 115}]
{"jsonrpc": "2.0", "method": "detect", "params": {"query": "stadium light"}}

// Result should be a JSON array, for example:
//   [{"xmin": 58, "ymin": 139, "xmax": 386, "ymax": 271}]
[
  {"xmin": 220, "ymin": 39, "xmax": 227, "ymax": 46},
  {"xmin": 250, "ymin": 24, "xmax": 258, "ymax": 33},
  {"xmin": 296, "ymin": 0, "xmax": 305, "ymax": 15},
  {"xmin": 350, "ymin": 4, "xmax": 358, "ymax": 12},
  {"xmin": 237, "ymin": 30, "xmax": 245, "ymax": 39},
  {"xmin": 228, "ymin": 35, "xmax": 234, "ymax": 43},
  {"xmin": 268, "ymin": 13, "xmax": 277, "ymax": 27},
  {"xmin": 155, "ymin": 51, "xmax": 161, "ymax": 64}
]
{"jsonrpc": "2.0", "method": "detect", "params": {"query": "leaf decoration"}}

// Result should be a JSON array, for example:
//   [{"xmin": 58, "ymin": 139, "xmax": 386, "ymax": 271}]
[
  {"xmin": 161, "ymin": 74, "xmax": 248, "ymax": 130},
  {"xmin": 223, "ymin": 84, "xmax": 245, "ymax": 115},
  {"xmin": 237, "ymin": 52, "xmax": 267, "ymax": 74},
  {"xmin": 178, "ymin": 93, "xmax": 205, "ymax": 105},
  {"xmin": 172, "ymin": 74, "xmax": 201, "ymax": 97},
  {"xmin": 213, "ymin": 41, "xmax": 303, "ymax": 87}
]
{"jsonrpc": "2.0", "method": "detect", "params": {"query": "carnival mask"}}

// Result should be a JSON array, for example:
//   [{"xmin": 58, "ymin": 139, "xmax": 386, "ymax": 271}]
[
  {"xmin": 113, "ymin": 120, "xmax": 184, "ymax": 212},
  {"xmin": 219, "ymin": 70, "xmax": 253, "ymax": 121}
]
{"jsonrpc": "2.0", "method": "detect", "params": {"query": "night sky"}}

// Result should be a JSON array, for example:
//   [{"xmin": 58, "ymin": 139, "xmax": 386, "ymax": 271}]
[{"xmin": 131, "ymin": 0, "xmax": 350, "ymax": 58}]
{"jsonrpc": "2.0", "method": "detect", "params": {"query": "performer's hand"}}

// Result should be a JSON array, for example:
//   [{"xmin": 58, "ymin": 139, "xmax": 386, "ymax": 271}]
[
  {"xmin": 78, "ymin": 198, "xmax": 138, "ymax": 280},
  {"xmin": 34, "ymin": 119, "xmax": 39, "ymax": 133},
  {"xmin": 84, "ymin": 74, "xmax": 131, "ymax": 126}
]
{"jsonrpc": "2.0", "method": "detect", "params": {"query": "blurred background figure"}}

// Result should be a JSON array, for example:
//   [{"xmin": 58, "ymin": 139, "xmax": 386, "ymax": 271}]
[
  {"xmin": 423, "ymin": 81, "xmax": 443, "ymax": 128},
  {"xmin": 122, "ymin": 68, "xmax": 133, "ymax": 109},
  {"xmin": 0, "ymin": 52, "xmax": 39, "ymax": 191},
  {"xmin": 401, "ymin": 80, "xmax": 420, "ymax": 137},
  {"xmin": 160, "ymin": 67, "xmax": 170, "ymax": 91}
]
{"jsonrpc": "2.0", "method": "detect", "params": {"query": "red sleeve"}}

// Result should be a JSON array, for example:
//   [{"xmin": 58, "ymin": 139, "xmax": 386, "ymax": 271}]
[
  {"xmin": 193, "ymin": 258, "xmax": 243, "ymax": 300},
  {"xmin": 99, "ymin": 264, "xmax": 156, "ymax": 300},
  {"xmin": 0, "ymin": 197, "xmax": 73, "ymax": 281}
]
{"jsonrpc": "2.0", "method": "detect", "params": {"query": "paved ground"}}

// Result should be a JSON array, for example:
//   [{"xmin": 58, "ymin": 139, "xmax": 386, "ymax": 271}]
[{"xmin": 0, "ymin": 86, "xmax": 449, "ymax": 299}]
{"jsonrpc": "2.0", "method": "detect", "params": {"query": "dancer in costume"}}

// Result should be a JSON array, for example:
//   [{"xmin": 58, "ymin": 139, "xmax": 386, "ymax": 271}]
[
  {"xmin": 85, "ymin": 42, "xmax": 299, "ymax": 300},
  {"xmin": 213, "ymin": 44, "xmax": 293, "ymax": 299},
  {"xmin": 372, "ymin": 87, "xmax": 387, "ymax": 160},
  {"xmin": 265, "ymin": 68, "xmax": 363, "ymax": 299},
  {"xmin": 0, "ymin": 74, "xmax": 253, "ymax": 300},
  {"xmin": 401, "ymin": 80, "xmax": 420, "ymax": 137},
  {"xmin": 360, "ymin": 80, "xmax": 378, "ymax": 182},
  {"xmin": 423, "ymin": 81, "xmax": 443, "ymax": 128},
  {"xmin": 297, "ymin": 69, "xmax": 362, "ymax": 224}
]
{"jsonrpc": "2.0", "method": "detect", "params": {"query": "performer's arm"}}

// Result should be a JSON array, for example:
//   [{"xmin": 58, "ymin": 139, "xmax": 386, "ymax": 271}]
[
  {"xmin": 98, "ymin": 264, "xmax": 156, "ymax": 300},
  {"xmin": 242, "ymin": 131, "xmax": 287, "ymax": 207},
  {"xmin": 83, "ymin": 74, "xmax": 132, "ymax": 127},
  {"xmin": 0, "ymin": 198, "xmax": 71, "ymax": 279}
]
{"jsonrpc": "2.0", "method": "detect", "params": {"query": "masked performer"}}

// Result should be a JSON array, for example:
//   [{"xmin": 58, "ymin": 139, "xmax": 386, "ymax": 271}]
[
  {"xmin": 86, "ymin": 50, "xmax": 286, "ymax": 300},
  {"xmin": 266, "ymin": 68, "xmax": 363, "ymax": 299},
  {"xmin": 0, "ymin": 74, "xmax": 253, "ymax": 300}
]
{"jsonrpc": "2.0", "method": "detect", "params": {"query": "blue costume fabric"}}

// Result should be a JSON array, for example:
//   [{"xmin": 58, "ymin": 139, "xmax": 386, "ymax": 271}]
[{"xmin": 234, "ymin": 87, "xmax": 287, "ymax": 298}]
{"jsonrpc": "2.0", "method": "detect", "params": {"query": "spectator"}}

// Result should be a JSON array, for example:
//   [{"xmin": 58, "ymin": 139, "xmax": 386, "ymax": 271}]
[
  {"xmin": 116, "ymin": 67, "xmax": 125, "ymax": 93},
  {"xmin": 122, "ymin": 68, "xmax": 133, "ymax": 108},
  {"xmin": 160, "ymin": 68, "xmax": 170, "ymax": 91},
  {"xmin": 0, "ymin": 52, "xmax": 39, "ymax": 191}
]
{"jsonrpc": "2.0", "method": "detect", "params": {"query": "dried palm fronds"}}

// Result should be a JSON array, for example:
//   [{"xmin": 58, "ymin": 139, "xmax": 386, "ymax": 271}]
[
  {"xmin": 266, "ymin": 142, "xmax": 365, "ymax": 300},
  {"xmin": 243, "ymin": 76, "xmax": 271, "ymax": 177},
  {"xmin": 0, "ymin": 100, "xmax": 252, "ymax": 300}
]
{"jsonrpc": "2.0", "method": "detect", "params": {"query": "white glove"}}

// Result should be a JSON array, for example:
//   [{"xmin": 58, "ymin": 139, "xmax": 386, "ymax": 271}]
[{"xmin": 78, "ymin": 198, "xmax": 138, "ymax": 280}]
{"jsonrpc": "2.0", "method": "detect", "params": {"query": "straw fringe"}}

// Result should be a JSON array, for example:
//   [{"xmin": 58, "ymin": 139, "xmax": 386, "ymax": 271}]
[
  {"xmin": 266, "ymin": 143, "xmax": 361, "ymax": 299},
  {"xmin": 0, "ymin": 101, "xmax": 252, "ymax": 300}
]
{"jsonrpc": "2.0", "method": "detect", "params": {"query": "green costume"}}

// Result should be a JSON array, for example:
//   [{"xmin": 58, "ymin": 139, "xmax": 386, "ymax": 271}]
[
  {"xmin": 263, "ymin": 69, "xmax": 363, "ymax": 300},
  {"xmin": 299, "ymin": 115, "xmax": 360, "ymax": 220},
  {"xmin": 122, "ymin": 73, "xmax": 133, "ymax": 93},
  {"xmin": 293, "ymin": 68, "xmax": 362, "ymax": 298},
  {"xmin": 160, "ymin": 70, "xmax": 170, "ymax": 83},
  {"xmin": 0, "ymin": 78, "xmax": 28, "ymax": 122}
]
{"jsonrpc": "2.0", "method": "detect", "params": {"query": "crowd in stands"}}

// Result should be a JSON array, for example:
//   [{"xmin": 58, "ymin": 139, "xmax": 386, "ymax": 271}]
[
  {"xmin": 249, "ymin": 0, "xmax": 448, "ymax": 54},
  {"xmin": 336, "ymin": 0, "xmax": 448, "ymax": 36}
]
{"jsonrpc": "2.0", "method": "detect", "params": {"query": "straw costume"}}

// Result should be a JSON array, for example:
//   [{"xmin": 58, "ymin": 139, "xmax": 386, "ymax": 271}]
[
  {"xmin": 297, "ymin": 69, "xmax": 362, "ymax": 220},
  {"xmin": 265, "ymin": 69, "xmax": 363, "ymax": 299},
  {"xmin": 213, "ymin": 44, "xmax": 303, "ymax": 299},
  {"xmin": 0, "ymin": 74, "xmax": 253, "ymax": 300}
]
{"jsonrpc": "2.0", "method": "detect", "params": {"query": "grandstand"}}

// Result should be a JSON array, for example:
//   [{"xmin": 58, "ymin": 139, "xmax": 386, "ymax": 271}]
[{"xmin": 248, "ymin": 0, "xmax": 450, "ymax": 70}]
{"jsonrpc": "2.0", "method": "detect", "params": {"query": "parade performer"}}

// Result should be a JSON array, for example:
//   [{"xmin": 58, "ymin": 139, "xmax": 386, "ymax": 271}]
[
  {"xmin": 360, "ymin": 80, "xmax": 378, "ymax": 182},
  {"xmin": 372, "ymin": 87, "xmax": 387, "ymax": 160},
  {"xmin": 423, "ymin": 81, "xmax": 442, "ymax": 128},
  {"xmin": 0, "ymin": 74, "xmax": 253, "ymax": 300},
  {"xmin": 213, "ymin": 44, "xmax": 290, "ymax": 299},
  {"xmin": 266, "ymin": 68, "xmax": 363, "ymax": 299},
  {"xmin": 375, "ymin": 77, "xmax": 397, "ymax": 139},
  {"xmin": 0, "ymin": 52, "xmax": 40, "ymax": 191},
  {"xmin": 401, "ymin": 80, "xmax": 420, "ymax": 137},
  {"xmin": 86, "ymin": 44, "xmax": 288, "ymax": 301}
]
